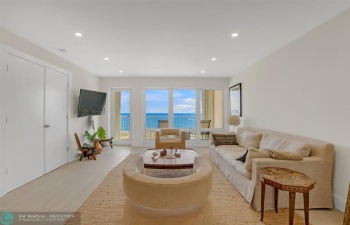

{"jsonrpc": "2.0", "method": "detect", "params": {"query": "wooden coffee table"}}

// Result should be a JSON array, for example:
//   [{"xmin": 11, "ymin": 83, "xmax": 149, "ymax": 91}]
[
  {"xmin": 142, "ymin": 148, "xmax": 200, "ymax": 169},
  {"xmin": 258, "ymin": 167, "xmax": 316, "ymax": 225}
]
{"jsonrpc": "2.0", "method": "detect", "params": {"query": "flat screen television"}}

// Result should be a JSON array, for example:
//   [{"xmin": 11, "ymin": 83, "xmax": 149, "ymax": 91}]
[{"xmin": 77, "ymin": 89, "xmax": 107, "ymax": 117}]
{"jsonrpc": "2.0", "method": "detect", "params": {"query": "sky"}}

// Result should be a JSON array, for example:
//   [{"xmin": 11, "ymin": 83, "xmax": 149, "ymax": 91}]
[
  {"xmin": 120, "ymin": 89, "xmax": 197, "ymax": 113},
  {"xmin": 173, "ymin": 90, "xmax": 196, "ymax": 113},
  {"xmin": 146, "ymin": 89, "xmax": 196, "ymax": 113},
  {"xmin": 121, "ymin": 91, "xmax": 130, "ymax": 113}
]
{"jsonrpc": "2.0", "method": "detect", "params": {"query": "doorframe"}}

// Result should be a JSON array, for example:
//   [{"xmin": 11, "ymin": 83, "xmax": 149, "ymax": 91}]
[
  {"xmin": 1, "ymin": 45, "xmax": 72, "ymax": 196},
  {"xmin": 0, "ymin": 44, "xmax": 7, "ymax": 197},
  {"xmin": 109, "ymin": 87, "xmax": 132, "ymax": 145}
]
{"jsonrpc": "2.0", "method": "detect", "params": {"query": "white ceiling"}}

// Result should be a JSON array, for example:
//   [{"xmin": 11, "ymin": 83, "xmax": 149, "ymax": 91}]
[{"xmin": 1, "ymin": 0, "xmax": 350, "ymax": 78}]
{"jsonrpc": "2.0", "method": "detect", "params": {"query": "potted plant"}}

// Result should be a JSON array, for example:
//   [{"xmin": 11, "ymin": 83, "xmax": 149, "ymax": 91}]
[
  {"xmin": 84, "ymin": 127, "xmax": 106, "ymax": 143},
  {"xmin": 84, "ymin": 127, "xmax": 106, "ymax": 154}
]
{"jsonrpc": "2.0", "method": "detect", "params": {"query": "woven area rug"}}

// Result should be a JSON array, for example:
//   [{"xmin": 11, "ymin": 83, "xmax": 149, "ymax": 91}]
[{"xmin": 66, "ymin": 154, "xmax": 309, "ymax": 225}]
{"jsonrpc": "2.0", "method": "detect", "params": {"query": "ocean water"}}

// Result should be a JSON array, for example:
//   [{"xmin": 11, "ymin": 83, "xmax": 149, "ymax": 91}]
[{"xmin": 120, "ymin": 113, "xmax": 197, "ymax": 131}]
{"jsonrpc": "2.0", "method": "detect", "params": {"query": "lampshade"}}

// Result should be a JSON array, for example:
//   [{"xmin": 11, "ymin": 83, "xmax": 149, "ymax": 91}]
[{"xmin": 227, "ymin": 115, "xmax": 241, "ymax": 126}]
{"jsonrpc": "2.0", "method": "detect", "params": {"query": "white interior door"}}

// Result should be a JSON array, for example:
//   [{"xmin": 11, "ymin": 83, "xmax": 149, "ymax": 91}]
[
  {"xmin": 44, "ymin": 68, "xmax": 68, "ymax": 173},
  {"xmin": 6, "ymin": 54, "xmax": 45, "ymax": 191}
]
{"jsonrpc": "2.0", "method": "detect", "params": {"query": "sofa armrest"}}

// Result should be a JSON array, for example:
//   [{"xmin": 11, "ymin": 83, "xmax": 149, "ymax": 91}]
[
  {"xmin": 251, "ymin": 156, "xmax": 329, "ymax": 180},
  {"xmin": 251, "ymin": 156, "xmax": 333, "ymax": 210}
]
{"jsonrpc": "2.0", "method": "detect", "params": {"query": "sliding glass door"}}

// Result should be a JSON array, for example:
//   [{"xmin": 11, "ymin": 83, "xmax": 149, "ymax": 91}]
[
  {"xmin": 112, "ymin": 89, "xmax": 131, "ymax": 145},
  {"xmin": 145, "ymin": 89, "xmax": 169, "ymax": 139},
  {"xmin": 173, "ymin": 89, "xmax": 196, "ymax": 140},
  {"xmin": 144, "ymin": 88, "xmax": 224, "ymax": 145}
]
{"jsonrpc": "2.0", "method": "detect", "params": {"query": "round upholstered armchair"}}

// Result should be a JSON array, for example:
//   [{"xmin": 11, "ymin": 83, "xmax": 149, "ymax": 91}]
[
  {"xmin": 155, "ymin": 128, "xmax": 187, "ymax": 149},
  {"xmin": 123, "ymin": 155, "xmax": 212, "ymax": 225}
]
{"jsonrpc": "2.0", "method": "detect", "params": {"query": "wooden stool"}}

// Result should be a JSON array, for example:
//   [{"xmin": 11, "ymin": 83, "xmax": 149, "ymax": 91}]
[{"xmin": 258, "ymin": 167, "xmax": 316, "ymax": 225}]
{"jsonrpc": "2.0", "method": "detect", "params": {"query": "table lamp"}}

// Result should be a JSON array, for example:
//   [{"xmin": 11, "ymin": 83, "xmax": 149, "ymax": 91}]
[{"xmin": 227, "ymin": 115, "xmax": 241, "ymax": 126}]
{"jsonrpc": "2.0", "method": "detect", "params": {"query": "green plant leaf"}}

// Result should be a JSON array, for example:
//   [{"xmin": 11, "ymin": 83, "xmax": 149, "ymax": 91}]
[
  {"xmin": 96, "ymin": 127, "xmax": 106, "ymax": 140},
  {"xmin": 84, "ymin": 130, "xmax": 96, "ymax": 143}
]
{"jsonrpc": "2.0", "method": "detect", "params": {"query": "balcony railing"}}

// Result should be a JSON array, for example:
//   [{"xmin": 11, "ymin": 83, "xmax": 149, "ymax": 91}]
[
  {"xmin": 120, "ymin": 115, "xmax": 130, "ymax": 131},
  {"xmin": 118, "ymin": 116, "xmax": 130, "ymax": 140},
  {"xmin": 119, "ymin": 115, "xmax": 210, "ymax": 140},
  {"xmin": 145, "ymin": 115, "xmax": 197, "ymax": 129}
]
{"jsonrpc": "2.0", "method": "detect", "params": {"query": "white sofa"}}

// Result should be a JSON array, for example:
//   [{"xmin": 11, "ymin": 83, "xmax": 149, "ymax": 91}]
[
  {"xmin": 123, "ymin": 155, "xmax": 212, "ymax": 225},
  {"xmin": 210, "ymin": 127, "xmax": 334, "ymax": 211}
]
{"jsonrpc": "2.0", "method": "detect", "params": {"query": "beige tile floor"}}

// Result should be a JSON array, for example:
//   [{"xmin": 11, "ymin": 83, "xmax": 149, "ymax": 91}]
[{"xmin": 0, "ymin": 146, "xmax": 344, "ymax": 225}]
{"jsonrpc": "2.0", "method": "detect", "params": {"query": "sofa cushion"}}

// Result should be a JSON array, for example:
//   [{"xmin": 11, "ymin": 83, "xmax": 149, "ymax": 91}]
[
  {"xmin": 265, "ymin": 149, "xmax": 303, "ymax": 161},
  {"xmin": 245, "ymin": 147, "xmax": 271, "ymax": 171},
  {"xmin": 260, "ymin": 134, "xmax": 311, "ymax": 157},
  {"xmin": 233, "ymin": 161, "xmax": 251, "ymax": 179},
  {"xmin": 212, "ymin": 134, "xmax": 239, "ymax": 146},
  {"xmin": 214, "ymin": 145, "xmax": 246, "ymax": 159},
  {"xmin": 236, "ymin": 130, "xmax": 263, "ymax": 149},
  {"xmin": 159, "ymin": 138, "xmax": 182, "ymax": 143},
  {"xmin": 213, "ymin": 145, "xmax": 252, "ymax": 179}
]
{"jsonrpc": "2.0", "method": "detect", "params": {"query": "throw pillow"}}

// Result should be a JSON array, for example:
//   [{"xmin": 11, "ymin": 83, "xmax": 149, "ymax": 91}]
[
  {"xmin": 212, "ymin": 134, "xmax": 239, "ymax": 146},
  {"xmin": 210, "ymin": 132, "xmax": 235, "ymax": 145},
  {"xmin": 245, "ymin": 147, "xmax": 271, "ymax": 171},
  {"xmin": 210, "ymin": 132, "xmax": 223, "ymax": 145},
  {"xmin": 236, "ymin": 149, "xmax": 248, "ymax": 162},
  {"xmin": 265, "ymin": 149, "xmax": 303, "ymax": 161},
  {"xmin": 236, "ymin": 130, "xmax": 263, "ymax": 149},
  {"xmin": 260, "ymin": 134, "xmax": 311, "ymax": 157}
]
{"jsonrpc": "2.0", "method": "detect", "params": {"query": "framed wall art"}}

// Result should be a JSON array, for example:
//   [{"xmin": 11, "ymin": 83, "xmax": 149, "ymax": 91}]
[{"xmin": 229, "ymin": 83, "xmax": 242, "ymax": 116}]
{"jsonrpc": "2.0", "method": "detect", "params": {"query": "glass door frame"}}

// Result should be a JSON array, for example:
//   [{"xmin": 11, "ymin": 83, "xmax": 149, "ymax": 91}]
[
  {"xmin": 143, "ymin": 88, "xmax": 171, "ymax": 144},
  {"xmin": 109, "ymin": 88, "xmax": 132, "ymax": 146}
]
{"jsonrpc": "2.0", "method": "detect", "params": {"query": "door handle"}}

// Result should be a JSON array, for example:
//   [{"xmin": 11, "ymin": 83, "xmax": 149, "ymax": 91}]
[{"xmin": 44, "ymin": 124, "xmax": 51, "ymax": 128}]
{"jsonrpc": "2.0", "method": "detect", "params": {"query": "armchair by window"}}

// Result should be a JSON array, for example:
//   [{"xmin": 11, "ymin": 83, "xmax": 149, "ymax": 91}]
[{"xmin": 155, "ymin": 128, "xmax": 186, "ymax": 149}]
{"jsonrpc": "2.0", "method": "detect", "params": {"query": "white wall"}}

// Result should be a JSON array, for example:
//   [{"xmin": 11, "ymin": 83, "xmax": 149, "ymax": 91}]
[
  {"xmin": 0, "ymin": 1, "xmax": 3, "ymax": 27},
  {"xmin": 229, "ymin": 8, "xmax": 350, "ymax": 211},
  {"xmin": 0, "ymin": 2, "xmax": 4, "ymax": 197},
  {"xmin": 100, "ymin": 77, "xmax": 229, "ymax": 146},
  {"xmin": 0, "ymin": 28, "xmax": 101, "ymax": 155},
  {"xmin": 0, "ymin": 28, "xmax": 101, "ymax": 196}
]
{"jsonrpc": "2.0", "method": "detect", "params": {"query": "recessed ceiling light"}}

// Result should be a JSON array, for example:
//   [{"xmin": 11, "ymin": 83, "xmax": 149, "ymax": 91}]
[
  {"xmin": 231, "ymin": 33, "xmax": 239, "ymax": 37},
  {"xmin": 201, "ymin": 71, "xmax": 205, "ymax": 73},
  {"xmin": 211, "ymin": 58, "xmax": 217, "ymax": 61},
  {"xmin": 75, "ymin": 32, "xmax": 83, "ymax": 37},
  {"xmin": 119, "ymin": 70, "xmax": 123, "ymax": 73},
  {"xmin": 104, "ymin": 57, "xmax": 109, "ymax": 61}
]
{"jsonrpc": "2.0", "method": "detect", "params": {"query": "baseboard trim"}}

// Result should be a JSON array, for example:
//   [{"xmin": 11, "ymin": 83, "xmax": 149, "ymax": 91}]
[{"xmin": 333, "ymin": 194, "xmax": 346, "ymax": 212}]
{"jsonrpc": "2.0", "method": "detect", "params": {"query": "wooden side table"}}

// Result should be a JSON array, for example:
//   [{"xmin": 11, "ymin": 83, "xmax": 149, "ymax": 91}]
[
  {"xmin": 99, "ymin": 137, "xmax": 113, "ymax": 148},
  {"xmin": 258, "ymin": 167, "xmax": 316, "ymax": 225}
]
